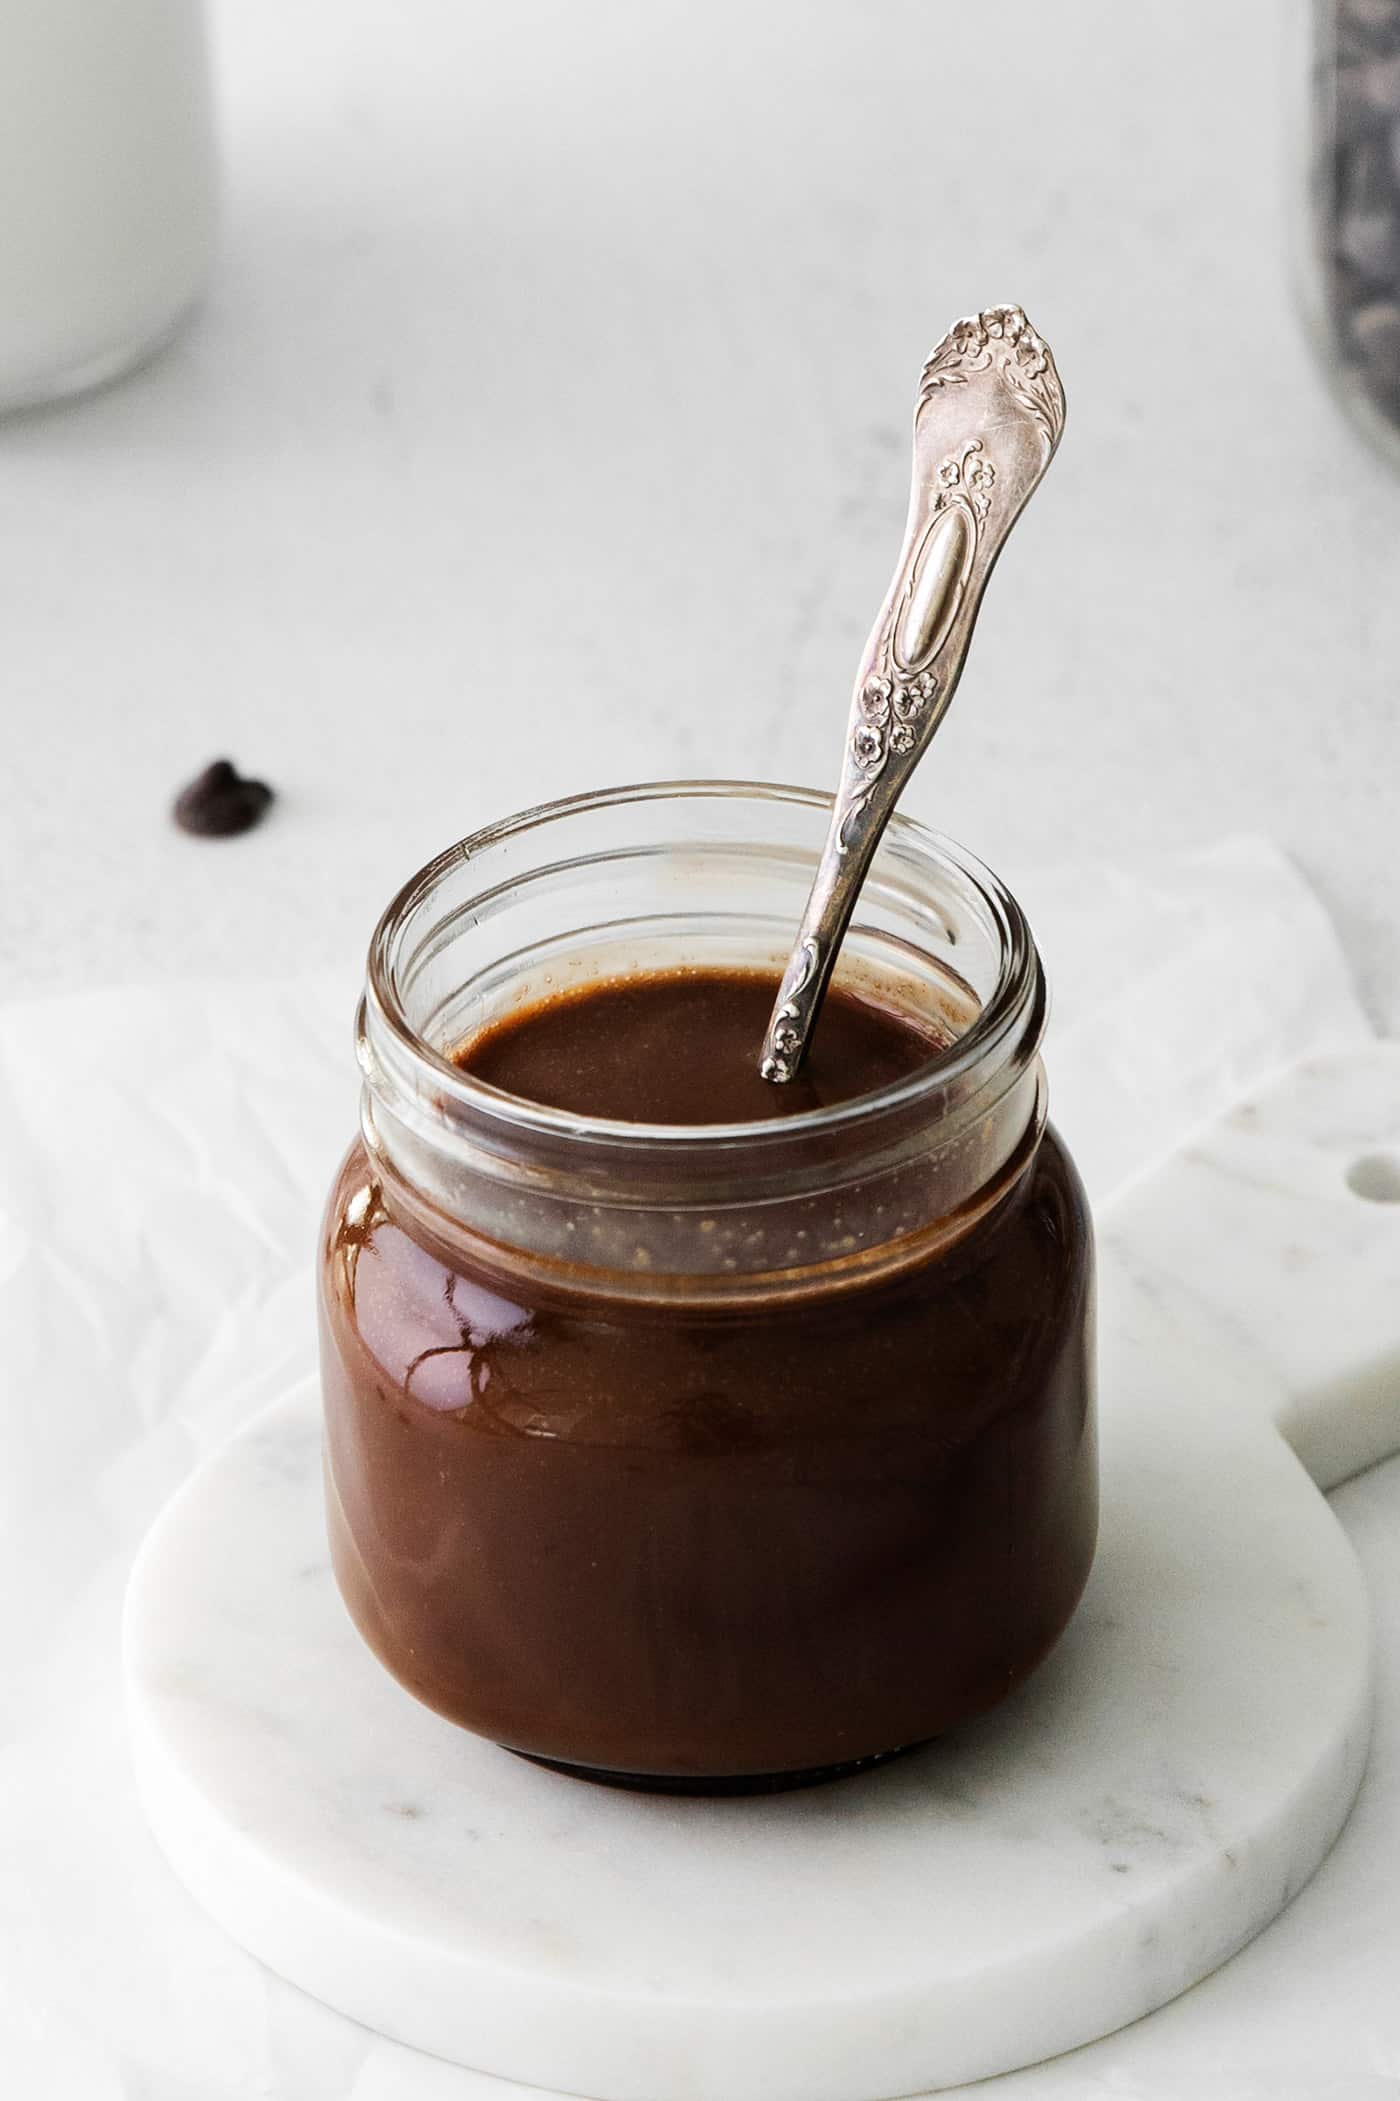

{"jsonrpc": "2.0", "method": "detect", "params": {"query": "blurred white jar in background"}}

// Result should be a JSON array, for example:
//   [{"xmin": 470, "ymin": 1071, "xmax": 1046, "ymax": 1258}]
[{"xmin": 0, "ymin": 0, "xmax": 217, "ymax": 412}]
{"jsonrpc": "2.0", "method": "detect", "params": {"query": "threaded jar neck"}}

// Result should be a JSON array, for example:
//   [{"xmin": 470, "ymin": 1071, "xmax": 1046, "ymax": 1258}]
[{"xmin": 357, "ymin": 780, "xmax": 1047, "ymax": 1305}]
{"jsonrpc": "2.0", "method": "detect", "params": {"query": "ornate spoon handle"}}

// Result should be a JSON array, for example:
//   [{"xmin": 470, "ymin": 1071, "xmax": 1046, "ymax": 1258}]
[{"xmin": 759, "ymin": 305, "xmax": 1065, "ymax": 1082}]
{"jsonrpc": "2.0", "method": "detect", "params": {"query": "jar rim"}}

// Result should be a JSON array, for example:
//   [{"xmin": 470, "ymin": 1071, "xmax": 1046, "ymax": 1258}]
[{"xmin": 363, "ymin": 778, "xmax": 1043, "ymax": 1164}]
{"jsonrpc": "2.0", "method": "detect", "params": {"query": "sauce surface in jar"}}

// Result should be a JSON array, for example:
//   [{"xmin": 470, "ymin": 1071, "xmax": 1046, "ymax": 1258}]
[
  {"xmin": 319, "ymin": 965, "xmax": 1095, "ymax": 1790},
  {"xmin": 458, "ymin": 966, "xmax": 948, "ymax": 1122}
]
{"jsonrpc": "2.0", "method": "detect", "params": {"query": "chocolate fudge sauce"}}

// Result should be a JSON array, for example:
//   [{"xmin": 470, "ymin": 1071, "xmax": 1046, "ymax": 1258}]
[
  {"xmin": 460, "ymin": 968, "xmax": 948, "ymax": 1123},
  {"xmin": 319, "ymin": 968, "xmax": 1096, "ymax": 1789}
]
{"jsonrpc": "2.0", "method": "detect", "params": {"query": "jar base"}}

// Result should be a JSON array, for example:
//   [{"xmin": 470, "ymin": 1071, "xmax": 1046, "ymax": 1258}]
[{"xmin": 511, "ymin": 1741, "xmax": 921, "ymax": 1795}]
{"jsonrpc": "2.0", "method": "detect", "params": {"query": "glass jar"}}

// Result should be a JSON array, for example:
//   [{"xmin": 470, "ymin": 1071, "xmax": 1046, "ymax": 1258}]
[
  {"xmin": 318, "ymin": 783, "xmax": 1096, "ymax": 1792},
  {"xmin": 1300, "ymin": 0, "xmax": 1400, "ymax": 462}
]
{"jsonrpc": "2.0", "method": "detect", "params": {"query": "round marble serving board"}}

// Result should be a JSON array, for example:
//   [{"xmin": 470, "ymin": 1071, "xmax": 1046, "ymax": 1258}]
[{"xmin": 124, "ymin": 1046, "xmax": 1400, "ymax": 2101}]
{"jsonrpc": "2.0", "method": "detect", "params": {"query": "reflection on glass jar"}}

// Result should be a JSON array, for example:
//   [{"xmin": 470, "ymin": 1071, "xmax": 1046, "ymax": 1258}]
[{"xmin": 317, "ymin": 784, "xmax": 1097, "ymax": 1791}]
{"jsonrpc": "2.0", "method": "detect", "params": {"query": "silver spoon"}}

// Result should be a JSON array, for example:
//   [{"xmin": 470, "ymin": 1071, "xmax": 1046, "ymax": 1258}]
[{"xmin": 759, "ymin": 305, "xmax": 1065, "ymax": 1082}]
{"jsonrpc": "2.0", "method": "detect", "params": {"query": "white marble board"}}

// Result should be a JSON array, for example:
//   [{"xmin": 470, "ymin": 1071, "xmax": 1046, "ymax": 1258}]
[{"xmin": 123, "ymin": 1046, "xmax": 1400, "ymax": 2100}]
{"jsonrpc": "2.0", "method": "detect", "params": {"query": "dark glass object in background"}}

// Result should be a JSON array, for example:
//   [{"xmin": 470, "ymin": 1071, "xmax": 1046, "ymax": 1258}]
[{"xmin": 1306, "ymin": 0, "xmax": 1400, "ymax": 462}]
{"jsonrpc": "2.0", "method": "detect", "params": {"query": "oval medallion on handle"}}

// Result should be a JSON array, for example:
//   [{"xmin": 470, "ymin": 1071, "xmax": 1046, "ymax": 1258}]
[{"xmin": 894, "ymin": 501, "xmax": 975, "ymax": 674}]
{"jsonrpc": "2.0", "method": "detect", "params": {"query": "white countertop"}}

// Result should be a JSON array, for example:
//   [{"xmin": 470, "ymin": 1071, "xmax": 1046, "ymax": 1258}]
[
  {"xmin": 3, "ymin": 0, "xmax": 1399, "ymax": 1021},
  {"xmin": 3, "ymin": 4, "xmax": 1400, "ymax": 2097}
]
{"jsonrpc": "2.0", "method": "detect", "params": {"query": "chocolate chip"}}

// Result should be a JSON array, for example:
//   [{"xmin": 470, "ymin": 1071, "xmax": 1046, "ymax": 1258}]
[{"xmin": 173, "ymin": 759, "xmax": 275, "ymax": 837}]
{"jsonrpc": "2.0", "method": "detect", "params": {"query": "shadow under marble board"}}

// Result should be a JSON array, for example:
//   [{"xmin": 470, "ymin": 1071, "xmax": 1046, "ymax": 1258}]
[{"xmin": 123, "ymin": 1045, "xmax": 1400, "ymax": 2101}]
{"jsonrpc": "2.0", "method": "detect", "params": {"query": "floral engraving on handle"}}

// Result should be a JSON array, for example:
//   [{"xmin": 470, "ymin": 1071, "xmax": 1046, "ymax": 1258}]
[
  {"xmin": 919, "ymin": 303, "xmax": 1066, "ymax": 454},
  {"xmin": 760, "ymin": 934, "xmax": 821, "ymax": 1081}
]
